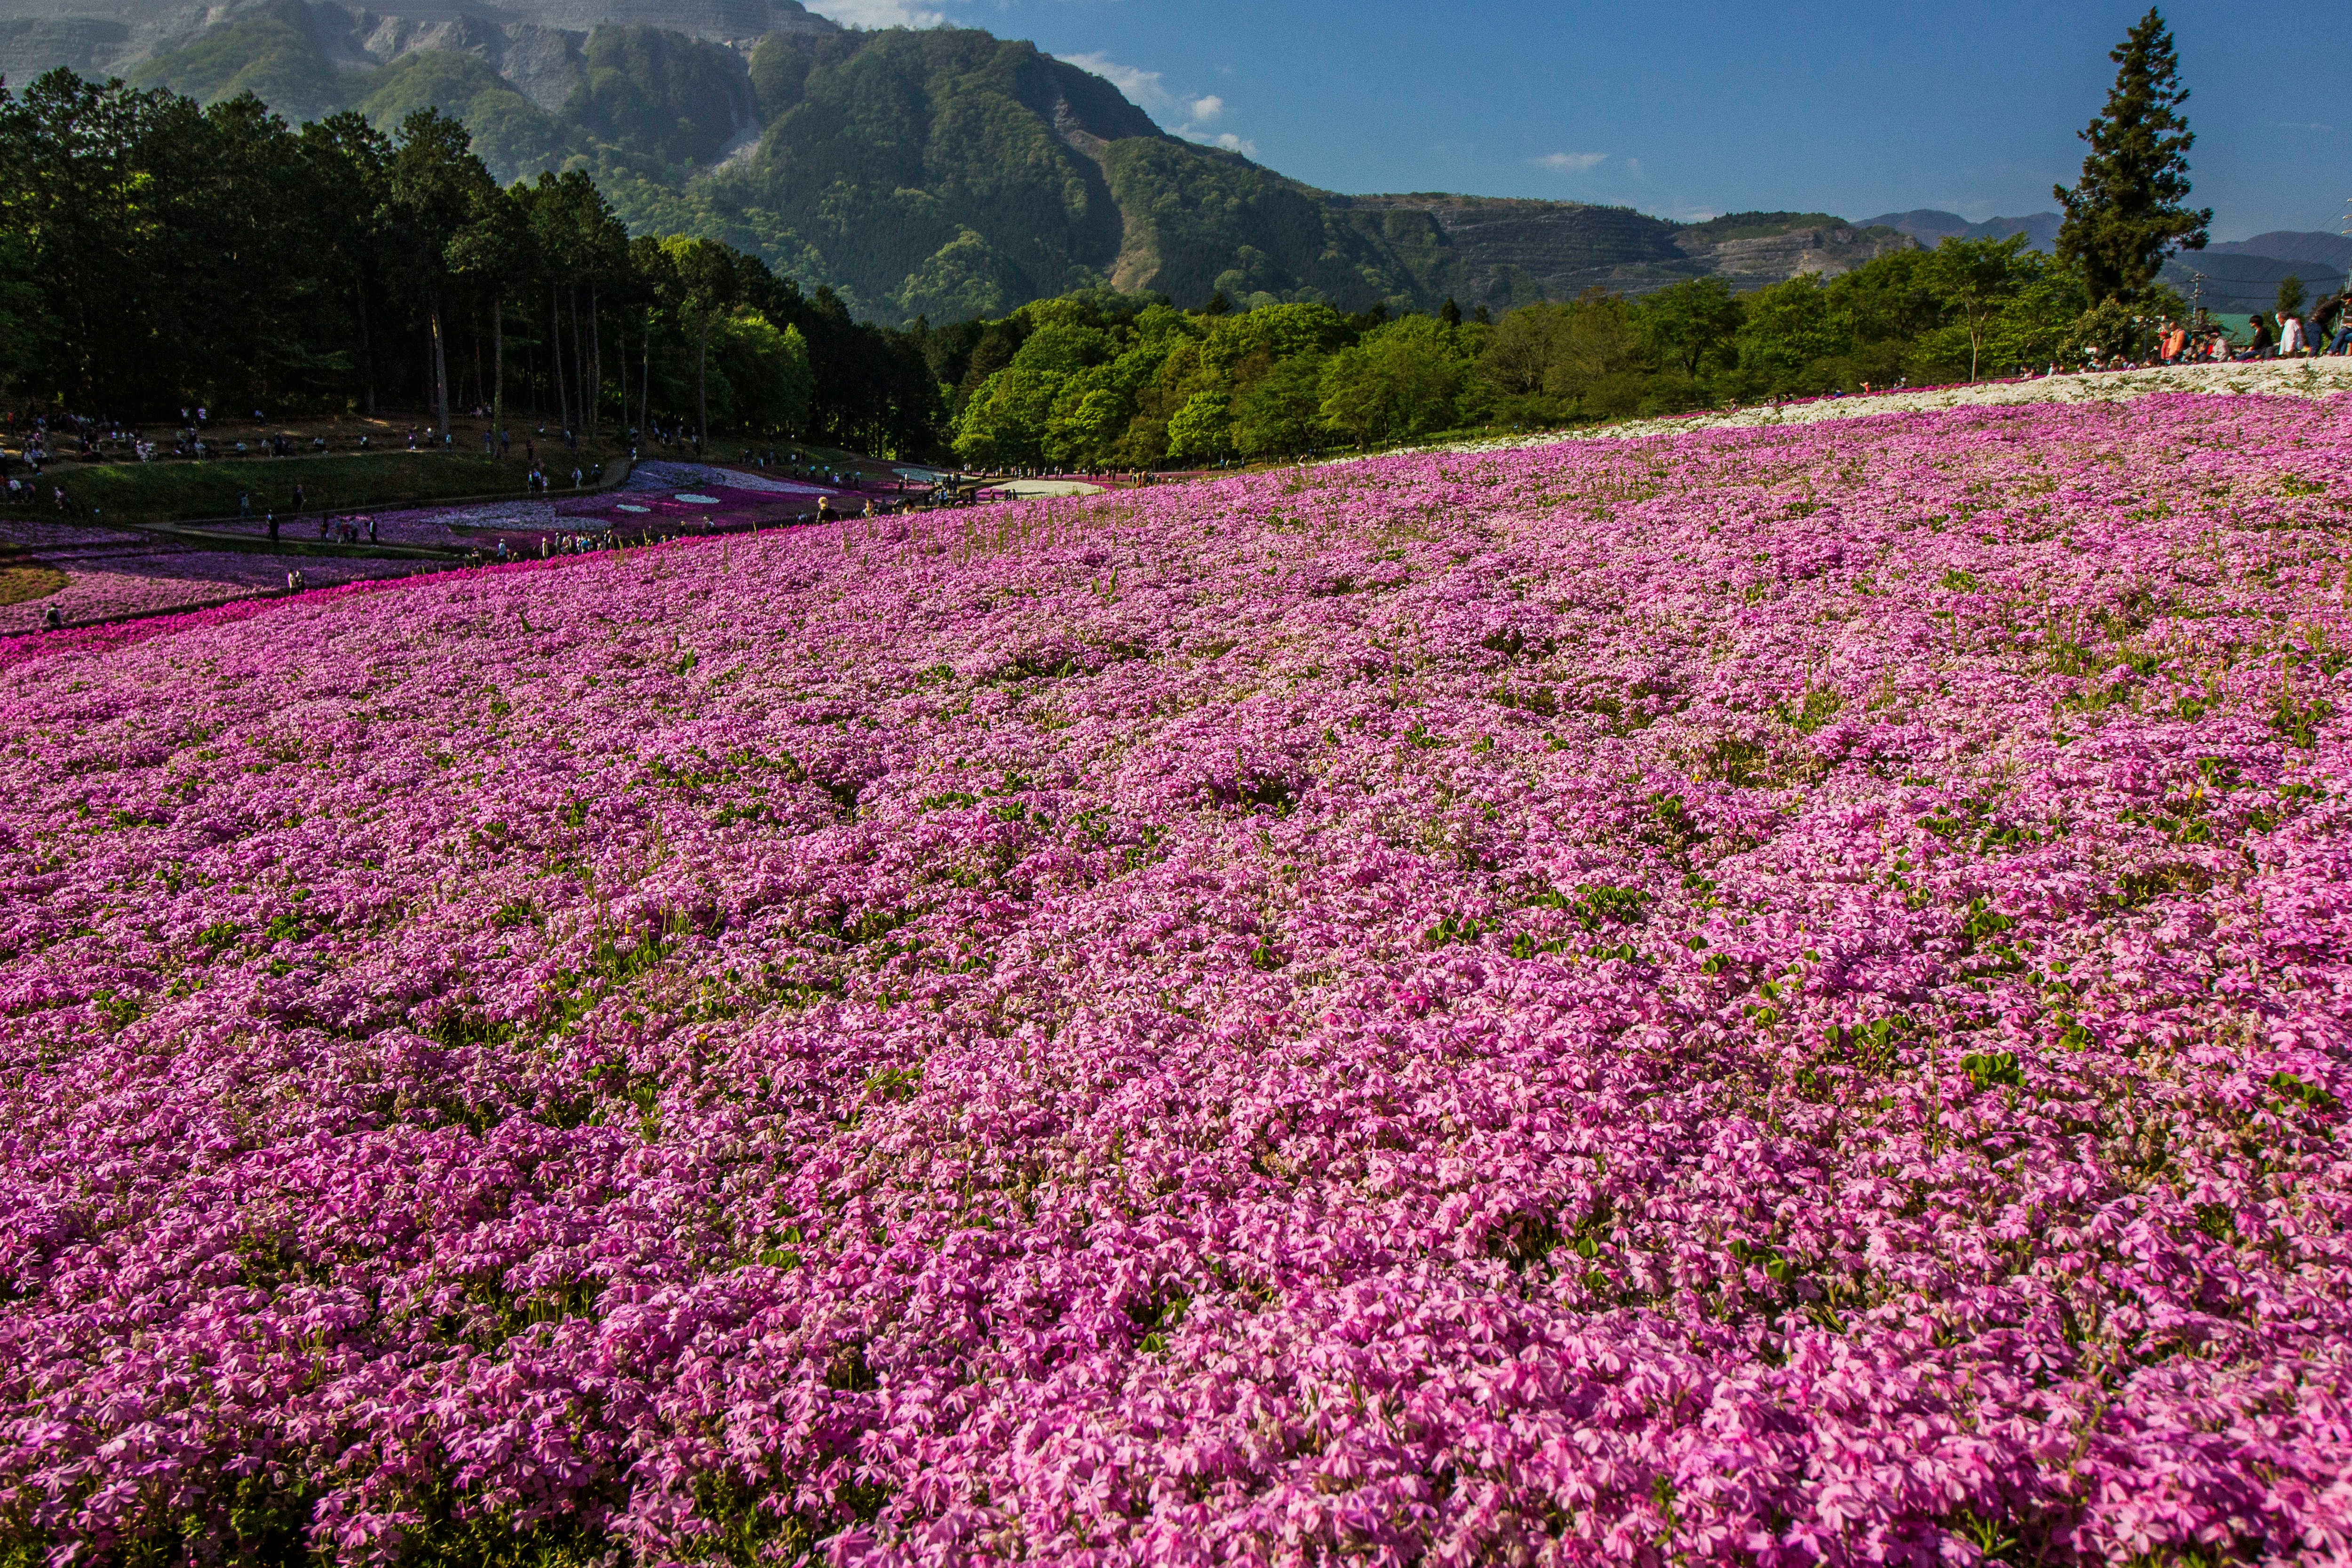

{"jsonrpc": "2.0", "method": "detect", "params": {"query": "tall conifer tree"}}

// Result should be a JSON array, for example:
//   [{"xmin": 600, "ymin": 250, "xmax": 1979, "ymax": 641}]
[{"xmin": 2054, "ymin": 8, "xmax": 2209, "ymax": 305}]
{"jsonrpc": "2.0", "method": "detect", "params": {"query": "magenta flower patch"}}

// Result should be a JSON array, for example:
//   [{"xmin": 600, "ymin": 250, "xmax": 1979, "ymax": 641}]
[{"xmin": 0, "ymin": 393, "xmax": 2348, "ymax": 1565}]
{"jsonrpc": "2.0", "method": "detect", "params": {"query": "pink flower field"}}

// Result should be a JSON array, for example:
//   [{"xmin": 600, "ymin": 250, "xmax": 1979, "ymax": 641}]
[
  {"xmin": 1, "ymin": 392, "xmax": 2349, "ymax": 1566},
  {"xmin": 0, "ymin": 548, "xmax": 426, "ymax": 634}
]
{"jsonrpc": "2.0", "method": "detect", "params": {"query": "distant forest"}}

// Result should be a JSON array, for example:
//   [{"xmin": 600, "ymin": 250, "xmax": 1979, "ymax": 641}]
[{"xmin": 0, "ymin": 68, "xmax": 938, "ymax": 456}]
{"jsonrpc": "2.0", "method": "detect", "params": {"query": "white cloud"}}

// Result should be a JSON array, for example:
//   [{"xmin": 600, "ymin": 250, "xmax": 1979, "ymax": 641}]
[
  {"xmin": 1534, "ymin": 151, "xmax": 1606, "ymax": 173},
  {"xmin": 805, "ymin": 0, "xmax": 954, "ymax": 24},
  {"xmin": 1186, "ymin": 128, "xmax": 1257, "ymax": 156},
  {"xmin": 1056, "ymin": 51, "xmax": 1255, "ymax": 157},
  {"xmin": 1057, "ymin": 50, "xmax": 1174, "ymax": 114}
]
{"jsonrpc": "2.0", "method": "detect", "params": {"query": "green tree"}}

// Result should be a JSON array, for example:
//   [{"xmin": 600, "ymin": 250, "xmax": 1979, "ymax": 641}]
[
  {"xmin": 300, "ymin": 112, "xmax": 395, "ymax": 414},
  {"xmin": 954, "ymin": 364, "xmax": 1057, "ymax": 467},
  {"xmin": 2053, "ymin": 8, "xmax": 2209, "ymax": 306},
  {"xmin": 1166, "ymin": 387, "xmax": 1234, "ymax": 463},
  {"xmin": 389, "ymin": 108, "xmax": 496, "ymax": 438},
  {"xmin": 707, "ymin": 310, "xmax": 814, "ymax": 433},
  {"xmin": 1474, "ymin": 293, "xmax": 1638, "ymax": 421},
  {"xmin": 661, "ymin": 235, "xmax": 740, "ymax": 447},
  {"xmin": 1635, "ymin": 278, "xmax": 1742, "ymax": 379},
  {"xmin": 1317, "ymin": 316, "xmax": 1468, "ymax": 448},
  {"xmin": 0, "ymin": 229, "xmax": 53, "ymax": 397},
  {"xmin": 2277, "ymin": 275, "xmax": 2306, "ymax": 318},
  {"xmin": 445, "ymin": 183, "xmax": 530, "ymax": 445},
  {"xmin": 1980, "ymin": 255, "xmax": 2085, "ymax": 375},
  {"xmin": 1920, "ymin": 234, "xmax": 2030, "ymax": 382},
  {"xmin": 1734, "ymin": 276, "xmax": 1840, "ymax": 390},
  {"xmin": 1232, "ymin": 353, "xmax": 1326, "ymax": 458},
  {"xmin": 1044, "ymin": 377, "xmax": 1131, "ymax": 468}
]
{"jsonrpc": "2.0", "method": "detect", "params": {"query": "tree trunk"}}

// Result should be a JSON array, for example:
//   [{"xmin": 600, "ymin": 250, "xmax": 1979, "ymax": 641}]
[
  {"xmin": 588, "ymin": 284, "xmax": 602, "ymax": 442},
  {"xmin": 642, "ymin": 308, "xmax": 653, "ymax": 438},
  {"xmin": 697, "ymin": 314, "xmax": 709, "ymax": 449},
  {"xmin": 429, "ymin": 293, "xmax": 451, "ymax": 439},
  {"xmin": 569, "ymin": 287, "xmax": 586, "ymax": 440},
  {"xmin": 551, "ymin": 287, "xmax": 569, "ymax": 433},
  {"xmin": 356, "ymin": 281, "xmax": 376, "ymax": 418},
  {"xmin": 492, "ymin": 294, "xmax": 505, "ymax": 453}
]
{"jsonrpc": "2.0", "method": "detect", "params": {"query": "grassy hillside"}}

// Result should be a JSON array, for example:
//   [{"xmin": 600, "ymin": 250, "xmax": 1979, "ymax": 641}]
[{"xmin": 52, "ymin": 453, "xmax": 539, "ymax": 523}]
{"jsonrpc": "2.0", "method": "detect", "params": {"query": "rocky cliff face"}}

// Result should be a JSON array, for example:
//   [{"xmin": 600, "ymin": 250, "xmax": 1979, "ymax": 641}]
[{"xmin": 1685, "ymin": 224, "xmax": 1914, "ymax": 290}]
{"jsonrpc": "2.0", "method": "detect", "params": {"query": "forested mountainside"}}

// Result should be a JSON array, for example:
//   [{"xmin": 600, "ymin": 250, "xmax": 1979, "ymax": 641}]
[{"xmin": 1, "ymin": 0, "xmax": 1912, "ymax": 322}]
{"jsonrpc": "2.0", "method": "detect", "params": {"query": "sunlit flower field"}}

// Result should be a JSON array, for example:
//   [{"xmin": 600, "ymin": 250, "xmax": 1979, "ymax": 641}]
[{"xmin": 1, "ymin": 392, "xmax": 2347, "ymax": 1566}]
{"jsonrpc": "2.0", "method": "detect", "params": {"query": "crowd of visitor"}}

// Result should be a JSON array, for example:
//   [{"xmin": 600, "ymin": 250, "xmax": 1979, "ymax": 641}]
[{"xmin": 2134, "ymin": 293, "xmax": 2352, "ymax": 367}]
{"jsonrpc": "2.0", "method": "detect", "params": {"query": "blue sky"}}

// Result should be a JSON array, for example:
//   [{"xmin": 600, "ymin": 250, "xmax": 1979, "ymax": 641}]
[{"xmin": 803, "ymin": 0, "xmax": 2346, "ymax": 240}]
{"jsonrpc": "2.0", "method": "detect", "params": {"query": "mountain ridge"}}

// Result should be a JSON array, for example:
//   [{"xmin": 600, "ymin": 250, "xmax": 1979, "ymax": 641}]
[
  {"xmin": 0, "ymin": 0, "xmax": 1929, "ymax": 321},
  {"xmin": 12, "ymin": 0, "xmax": 2328, "ymax": 326}
]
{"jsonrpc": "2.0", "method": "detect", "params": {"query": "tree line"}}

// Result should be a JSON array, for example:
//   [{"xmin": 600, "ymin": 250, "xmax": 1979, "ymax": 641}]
[
  {"xmin": 0, "ymin": 8, "xmax": 2213, "ymax": 470},
  {"xmin": 927, "ymin": 236, "xmax": 2101, "ymax": 469},
  {"xmin": 927, "ymin": 8, "xmax": 2215, "ymax": 468},
  {"xmin": 0, "ymin": 67, "xmax": 938, "ymax": 455}
]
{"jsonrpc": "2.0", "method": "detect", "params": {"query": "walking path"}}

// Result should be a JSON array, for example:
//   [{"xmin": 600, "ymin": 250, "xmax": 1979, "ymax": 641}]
[{"xmin": 1445, "ymin": 358, "xmax": 2352, "ymax": 453}]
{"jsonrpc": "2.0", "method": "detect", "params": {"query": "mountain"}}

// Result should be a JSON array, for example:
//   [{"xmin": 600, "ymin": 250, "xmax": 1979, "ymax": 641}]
[
  {"xmin": 1863, "ymin": 209, "xmax": 2062, "ymax": 253},
  {"xmin": 1862, "ymin": 213, "xmax": 2352, "ymax": 310},
  {"xmin": 2158, "ymin": 249, "xmax": 2346, "ymax": 314},
  {"xmin": 2203, "ymin": 231, "xmax": 2352, "ymax": 271},
  {"xmin": 1326, "ymin": 198, "xmax": 1911, "ymax": 307},
  {"xmin": 2, "ymin": 0, "xmax": 1912, "ymax": 322}
]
